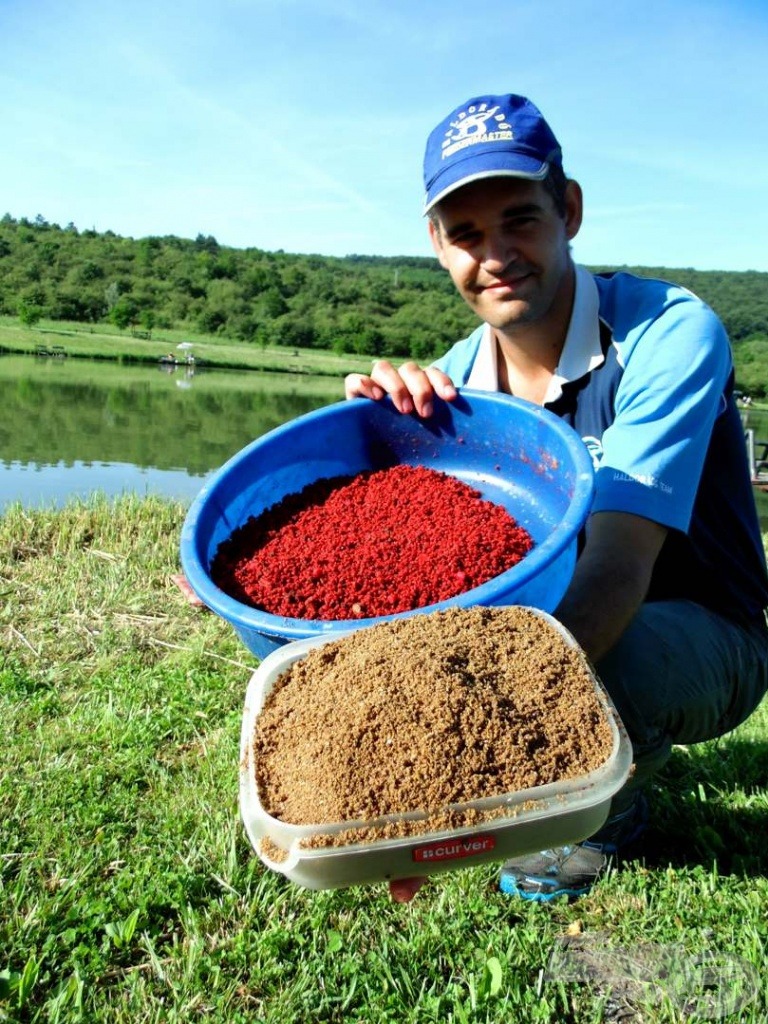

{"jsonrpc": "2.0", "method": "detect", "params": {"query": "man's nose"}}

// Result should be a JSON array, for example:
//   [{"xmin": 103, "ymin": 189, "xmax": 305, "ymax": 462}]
[{"xmin": 482, "ymin": 231, "xmax": 516, "ymax": 272}]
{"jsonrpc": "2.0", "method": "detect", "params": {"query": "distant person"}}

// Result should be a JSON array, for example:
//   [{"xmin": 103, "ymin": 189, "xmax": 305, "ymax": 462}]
[{"xmin": 345, "ymin": 93, "xmax": 768, "ymax": 902}]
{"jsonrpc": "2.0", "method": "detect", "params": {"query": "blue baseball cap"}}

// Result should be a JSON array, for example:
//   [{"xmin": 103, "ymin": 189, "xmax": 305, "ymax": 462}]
[{"xmin": 422, "ymin": 94, "xmax": 562, "ymax": 214}]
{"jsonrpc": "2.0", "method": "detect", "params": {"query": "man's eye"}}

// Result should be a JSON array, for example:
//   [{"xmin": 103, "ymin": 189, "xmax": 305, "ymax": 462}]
[{"xmin": 453, "ymin": 231, "xmax": 481, "ymax": 246}]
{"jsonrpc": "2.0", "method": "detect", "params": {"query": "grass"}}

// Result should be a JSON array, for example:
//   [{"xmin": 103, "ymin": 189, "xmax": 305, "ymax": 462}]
[
  {"xmin": 2, "ymin": 496, "xmax": 768, "ymax": 1023},
  {"xmin": 0, "ymin": 318, "xmax": 374, "ymax": 378}
]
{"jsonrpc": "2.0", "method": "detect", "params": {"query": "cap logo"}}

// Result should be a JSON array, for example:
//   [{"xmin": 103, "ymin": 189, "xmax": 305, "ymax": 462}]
[{"xmin": 442, "ymin": 103, "xmax": 513, "ymax": 160}]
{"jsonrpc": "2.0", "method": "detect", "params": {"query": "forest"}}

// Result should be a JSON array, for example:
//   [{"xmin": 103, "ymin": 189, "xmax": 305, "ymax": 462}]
[{"xmin": 2, "ymin": 212, "xmax": 767, "ymax": 392}]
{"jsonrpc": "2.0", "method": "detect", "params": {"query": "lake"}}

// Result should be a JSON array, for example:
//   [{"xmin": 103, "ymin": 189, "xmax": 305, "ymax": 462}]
[
  {"xmin": 4, "ymin": 352, "xmax": 768, "ymax": 532},
  {"xmin": 0, "ymin": 354, "xmax": 344, "ymax": 513}
]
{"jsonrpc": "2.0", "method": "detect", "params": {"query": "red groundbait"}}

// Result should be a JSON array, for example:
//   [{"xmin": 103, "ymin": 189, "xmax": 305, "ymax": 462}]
[{"xmin": 212, "ymin": 464, "xmax": 534, "ymax": 620}]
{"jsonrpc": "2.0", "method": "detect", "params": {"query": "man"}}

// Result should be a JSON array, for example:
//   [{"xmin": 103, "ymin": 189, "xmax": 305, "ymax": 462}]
[{"xmin": 345, "ymin": 93, "xmax": 768, "ymax": 903}]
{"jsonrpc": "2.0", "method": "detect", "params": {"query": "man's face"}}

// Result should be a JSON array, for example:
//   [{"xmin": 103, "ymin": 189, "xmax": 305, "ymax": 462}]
[{"xmin": 428, "ymin": 177, "xmax": 582, "ymax": 337}]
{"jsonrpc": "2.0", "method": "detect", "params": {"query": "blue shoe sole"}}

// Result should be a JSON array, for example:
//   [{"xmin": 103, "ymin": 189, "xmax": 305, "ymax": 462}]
[
  {"xmin": 497, "ymin": 793, "xmax": 649, "ymax": 900},
  {"xmin": 498, "ymin": 873, "xmax": 591, "ymax": 902}
]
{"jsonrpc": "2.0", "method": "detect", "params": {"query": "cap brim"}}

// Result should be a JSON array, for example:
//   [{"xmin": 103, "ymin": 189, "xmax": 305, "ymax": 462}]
[{"xmin": 423, "ymin": 153, "xmax": 550, "ymax": 215}]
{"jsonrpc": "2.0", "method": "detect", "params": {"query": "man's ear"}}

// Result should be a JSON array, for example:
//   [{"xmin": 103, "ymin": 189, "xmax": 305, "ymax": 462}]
[
  {"xmin": 428, "ymin": 218, "xmax": 449, "ymax": 269},
  {"xmin": 564, "ymin": 179, "xmax": 583, "ymax": 241}
]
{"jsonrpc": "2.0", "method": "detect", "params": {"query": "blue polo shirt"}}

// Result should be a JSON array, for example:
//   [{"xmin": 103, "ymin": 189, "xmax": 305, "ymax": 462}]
[{"xmin": 434, "ymin": 266, "xmax": 768, "ymax": 623}]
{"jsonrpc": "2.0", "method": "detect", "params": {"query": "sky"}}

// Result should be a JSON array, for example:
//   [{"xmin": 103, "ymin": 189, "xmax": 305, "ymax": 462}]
[{"xmin": 1, "ymin": 0, "xmax": 767, "ymax": 271}]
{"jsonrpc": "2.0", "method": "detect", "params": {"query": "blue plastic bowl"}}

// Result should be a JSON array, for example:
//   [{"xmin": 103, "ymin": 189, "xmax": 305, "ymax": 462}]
[{"xmin": 180, "ymin": 389, "xmax": 594, "ymax": 660}]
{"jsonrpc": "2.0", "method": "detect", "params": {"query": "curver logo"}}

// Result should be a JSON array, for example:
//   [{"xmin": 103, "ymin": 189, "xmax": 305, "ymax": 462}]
[{"xmin": 412, "ymin": 834, "xmax": 496, "ymax": 863}]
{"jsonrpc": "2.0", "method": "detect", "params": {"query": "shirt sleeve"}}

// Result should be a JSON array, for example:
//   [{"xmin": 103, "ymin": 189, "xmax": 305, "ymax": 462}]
[
  {"xmin": 592, "ymin": 295, "xmax": 732, "ymax": 532},
  {"xmin": 431, "ymin": 326, "xmax": 485, "ymax": 386}
]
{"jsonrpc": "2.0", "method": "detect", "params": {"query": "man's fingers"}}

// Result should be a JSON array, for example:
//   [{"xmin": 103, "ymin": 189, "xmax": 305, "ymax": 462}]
[
  {"xmin": 393, "ymin": 361, "xmax": 432, "ymax": 417},
  {"xmin": 369, "ymin": 360, "xmax": 415, "ymax": 414},
  {"xmin": 345, "ymin": 361, "xmax": 458, "ymax": 418},
  {"xmin": 425, "ymin": 367, "xmax": 458, "ymax": 402},
  {"xmin": 399, "ymin": 364, "xmax": 458, "ymax": 416},
  {"xmin": 344, "ymin": 373, "xmax": 385, "ymax": 401}
]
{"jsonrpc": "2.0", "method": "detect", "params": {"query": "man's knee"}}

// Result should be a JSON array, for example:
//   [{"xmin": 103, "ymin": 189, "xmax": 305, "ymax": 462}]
[{"xmin": 595, "ymin": 601, "xmax": 768, "ymax": 756}]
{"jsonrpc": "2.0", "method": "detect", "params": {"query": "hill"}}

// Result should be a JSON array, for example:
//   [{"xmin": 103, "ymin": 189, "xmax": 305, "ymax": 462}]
[{"xmin": 2, "ymin": 213, "xmax": 767, "ymax": 388}]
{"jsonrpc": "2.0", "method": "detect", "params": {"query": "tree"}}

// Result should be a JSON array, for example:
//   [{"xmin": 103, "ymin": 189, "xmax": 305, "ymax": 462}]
[
  {"xmin": 18, "ymin": 299, "xmax": 44, "ymax": 328},
  {"xmin": 104, "ymin": 281, "xmax": 120, "ymax": 311},
  {"xmin": 139, "ymin": 310, "xmax": 156, "ymax": 336},
  {"xmin": 109, "ymin": 297, "xmax": 138, "ymax": 330},
  {"xmin": 198, "ymin": 307, "xmax": 227, "ymax": 334},
  {"xmin": 261, "ymin": 288, "xmax": 288, "ymax": 319},
  {"xmin": 268, "ymin": 312, "xmax": 317, "ymax": 349},
  {"xmin": 194, "ymin": 233, "xmax": 219, "ymax": 256}
]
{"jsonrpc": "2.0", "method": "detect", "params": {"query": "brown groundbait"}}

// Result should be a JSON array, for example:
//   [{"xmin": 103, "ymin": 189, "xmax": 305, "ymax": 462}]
[{"xmin": 253, "ymin": 607, "xmax": 614, "ymax": 847}]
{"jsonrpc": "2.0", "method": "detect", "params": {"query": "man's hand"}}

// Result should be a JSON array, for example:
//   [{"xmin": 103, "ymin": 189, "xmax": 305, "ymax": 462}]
[
  {"xmin": 344, "ymin": 359, "xmax": 457, "ymax": 417},
  {"xmin": 389, "ymin": 877, "xmax": 428, "ymax": 902},
  {"xmin": 555, "ymin": 510, "xmax": 668, "ymax": 663}
]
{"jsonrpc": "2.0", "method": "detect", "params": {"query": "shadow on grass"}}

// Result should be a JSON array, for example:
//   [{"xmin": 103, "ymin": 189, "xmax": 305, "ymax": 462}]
[{"xmin": 622, "ymin": 738, "xmax": 768, "ymax": 876}]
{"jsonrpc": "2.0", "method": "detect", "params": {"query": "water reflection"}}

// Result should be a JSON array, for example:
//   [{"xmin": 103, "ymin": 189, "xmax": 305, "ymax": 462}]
[
  {"xmin": 157, "ymin": 358, "xmax": 197, "ymax": 387},
  {"xmin": 0, "ymin": 355, "xmax": 342, "ymax": 510},
  {"xmin": 5, "ymin": 354, "xmax": 768, "ymax": 531},
  {"xmin": 3, "ymin": 459, "xmax": 209, "ymax": 509}
]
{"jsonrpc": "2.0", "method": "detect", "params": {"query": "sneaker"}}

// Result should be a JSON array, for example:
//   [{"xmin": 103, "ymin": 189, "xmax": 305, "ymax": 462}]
[
  {"xmin": 499, "ymin": 844, "xmax": 608, "ymax": 901},
  {"xmin": 499, "ymin": 792, "xmax": 649, "ymax": 901}
]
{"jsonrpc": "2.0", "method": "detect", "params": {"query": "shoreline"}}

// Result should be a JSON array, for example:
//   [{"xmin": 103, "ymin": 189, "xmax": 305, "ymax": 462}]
[
  {"xmin": 0, "ymin": 342, "xmax": 339, "ymax": 377},
  {"xmin": 0, "ymin": 319, "xmax": 374, "ymax": 379}
]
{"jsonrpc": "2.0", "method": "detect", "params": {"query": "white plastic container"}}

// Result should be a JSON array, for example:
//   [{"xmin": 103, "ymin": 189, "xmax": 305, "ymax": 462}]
[{"xmin": 239, "ymin": 611, "xmax": 633, "ymax": 890}]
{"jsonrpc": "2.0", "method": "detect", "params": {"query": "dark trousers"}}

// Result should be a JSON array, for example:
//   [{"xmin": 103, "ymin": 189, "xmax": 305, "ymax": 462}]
[{"xmin": 595, "ymin": 600, "xmax": 768, "ymax": 814}]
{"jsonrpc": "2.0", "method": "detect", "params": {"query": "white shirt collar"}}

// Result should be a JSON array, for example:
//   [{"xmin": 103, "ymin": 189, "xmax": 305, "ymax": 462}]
[
  {"xmin": 465, "ymin": 322, "xmax": 498, "ymax": 390},
  {"xmin": 465, "ymin": 264, "xmax": 605, "ymax": 402}
]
